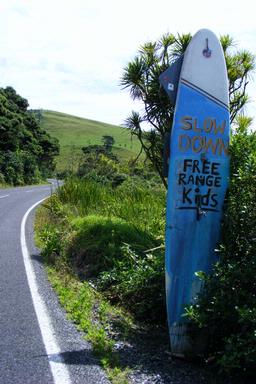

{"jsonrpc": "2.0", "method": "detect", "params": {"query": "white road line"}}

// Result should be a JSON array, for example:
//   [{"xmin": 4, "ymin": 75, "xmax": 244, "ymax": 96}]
[
  {"xmin": 0, "ymin": 194, "xmax": 9, "ymax": 199},
  {"xmin": 25, "ymin": 188, "xmax": 51, "ymax": 193},
  {"xmin": 20, "ymin": 198, "xmax": 71, "ymax": 384}
]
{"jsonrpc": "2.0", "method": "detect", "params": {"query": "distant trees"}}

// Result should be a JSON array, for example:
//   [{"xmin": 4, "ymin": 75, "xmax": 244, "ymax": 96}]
[
  {"xmin": 0, "ymin": 86, "xmax": 59, "ymax": 185},
  {"xmin": 121, "ymin": 33, "xmax": 255, "ymax": 187},
  {"xmin": 101, "ymin": 135, "xmax": 115, "ymax": 153}
]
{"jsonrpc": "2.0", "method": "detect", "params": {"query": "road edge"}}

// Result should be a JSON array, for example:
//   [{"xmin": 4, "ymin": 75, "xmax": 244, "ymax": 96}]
[{"xmin": 20, "ymin": 197, "xmax": 71, "ymax": 384}]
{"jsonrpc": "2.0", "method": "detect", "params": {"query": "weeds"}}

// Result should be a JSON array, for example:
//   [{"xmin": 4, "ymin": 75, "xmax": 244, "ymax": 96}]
[
  {"xmin": 56, "ymin": 177, "xmax": 165, "ymax": 238},
  {"xmin": 46, "ymin": 266, "xmax": 132, "ymax": 382},
  {"xmin": 39, "ymin": 177, "xmax": 166, "ymax": 320},
  {"xmin": 36, "ymin": 175, "xmax": 166, "ymax": 382}
]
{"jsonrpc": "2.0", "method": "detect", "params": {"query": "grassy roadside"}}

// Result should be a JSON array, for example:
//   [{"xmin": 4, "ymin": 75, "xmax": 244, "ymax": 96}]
[
  {"xmin": 35, "ymin": 204, "xmax": 133, "ymax": 383},
  {"xmin": 34, "ymin": 175, "xmax": 166, "ymax": 382},
  {"xmin": 34, "ymin": 178, "xmax": 226, "ymax": 384},
  {"xmin": 47, "ymin": 267, "xmax": 132, "ymax": 383},
  {"xmin": 0, "ymin": 180, "xmax": 50, "ymax": 189},
  {"xmin": 0, "ymin": 183, "xmax": 9, "ymax": 188}
]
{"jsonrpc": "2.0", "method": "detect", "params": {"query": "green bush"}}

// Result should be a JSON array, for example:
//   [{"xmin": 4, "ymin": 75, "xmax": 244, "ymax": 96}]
[
  {"xmin": 77, "ymin": 145, "xmax": 122, "ymax": 186},
  {"xmin": 39, "ymin": 224, "xmax": 63, "ymax": 264},
  {"xmin": 0, "ymin": 172, "xmax": 5, "ymax": 184},
  {"xmin": 57, "ymin": 176, "xmax": 165, "ymax": 238},
  {"xmin": 40, "ymin": 176, "xmax": 166, "ymax": 321},
  {"xmin": 66, "ymin": 215, "xmax": 158, "ymax": 277},
  {"xmin": 99, "ymin": 243, "xmax": 165, "ymax": 321}
]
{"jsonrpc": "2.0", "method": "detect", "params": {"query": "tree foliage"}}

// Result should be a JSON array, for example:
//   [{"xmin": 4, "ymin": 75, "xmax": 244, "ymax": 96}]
[
  {"xmin": 121, "ymin": 33, "xmax": 255, "ymax": 186},
  {"xmin": 0, "ymin": 87, "xmax": 59, "ymax": 185},
  {"xmin": 77, "ymin": 140, "xmax": 123, "ymax": 186},
  {"xmin": 101, "ymin": 135, "xmax": 115, "ymax": 153}
]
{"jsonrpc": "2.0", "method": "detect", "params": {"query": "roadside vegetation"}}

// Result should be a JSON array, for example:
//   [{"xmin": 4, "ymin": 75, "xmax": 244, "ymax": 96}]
[
  {"xmin": 34, "ymin": 32, "xmax": 256, "ymax": 383},
  {"xmin": 36, "ymin": 116, "xmax": 256, "ymax": 382},
  {"xmin": 35, "ymin": 156, "xmax": 166, "ymax": 383},
  {"xmin": 0, "ymin": 181, "xmax": 9, "ymax": 188}
]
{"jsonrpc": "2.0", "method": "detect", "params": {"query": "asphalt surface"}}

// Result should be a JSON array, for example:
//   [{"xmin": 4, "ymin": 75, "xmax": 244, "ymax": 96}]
[{"xmin": 0, "ymin": 182, "xmax": 108, "ymax": 384}]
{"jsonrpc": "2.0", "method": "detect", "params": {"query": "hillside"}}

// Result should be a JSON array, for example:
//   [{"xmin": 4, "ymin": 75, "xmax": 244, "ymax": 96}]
[{"xmin": 40, "ymin": 110, "xmax": 142, "ymax": 173}]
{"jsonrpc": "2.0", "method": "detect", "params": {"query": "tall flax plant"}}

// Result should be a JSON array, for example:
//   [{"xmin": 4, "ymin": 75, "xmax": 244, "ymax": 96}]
[
  {"xmin": 57, "ymin": 177, "xmax": 111, "ymax": 216},
  {"xmin": 53, "ymin": 177, "xmax": 166, "ymax": 321},
  {"xmin": 56, "ymin": 177, "xmax": 165, "ymax": 237},
  {"xmin": 110, "ymin": 181, "xmax": 165, "ymax": 237}
]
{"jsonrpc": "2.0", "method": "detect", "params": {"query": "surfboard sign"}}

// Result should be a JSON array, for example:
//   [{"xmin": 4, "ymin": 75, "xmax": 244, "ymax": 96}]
[{"xmin": 162, "ymin": 29, "xmax": 230, "ymax": 354}]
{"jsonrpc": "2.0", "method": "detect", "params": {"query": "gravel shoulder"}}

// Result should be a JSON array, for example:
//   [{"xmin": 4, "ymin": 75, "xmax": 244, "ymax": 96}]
[{"xmin": 114, "ymin": 324, "xmax": 222, "ymax": 384}]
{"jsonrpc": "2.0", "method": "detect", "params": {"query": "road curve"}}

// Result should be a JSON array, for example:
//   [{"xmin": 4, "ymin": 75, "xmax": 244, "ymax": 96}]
[{"xmin": 0, "ymin": 183, "xmax": 108, "ymax": 384}]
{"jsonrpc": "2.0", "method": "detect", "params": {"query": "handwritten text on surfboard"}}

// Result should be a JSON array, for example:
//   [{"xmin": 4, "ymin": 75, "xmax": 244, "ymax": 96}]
[
  {"xmin": 176, "ymin": 115, "xmax": 228, "ymax": 214},
  {"xmin": 178, "ymin": 159, "xmax": 221, "ymax": 212},
  {"xmin": 178, "ymin": 116, "xmax": 228, "ymax": 155}
]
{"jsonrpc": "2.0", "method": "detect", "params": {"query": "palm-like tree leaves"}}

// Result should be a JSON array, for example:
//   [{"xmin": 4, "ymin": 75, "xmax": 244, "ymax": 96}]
[
  {"xmin": 120, "ymin": 57, "xmax": 147, "ymax": 100},
  {"xmin": 121, "ymin": 32, "xmax": 255, "ymax": 187},
  {"xmin": 124, "ymin": 111, "xmax": 143, "ymax": 134},
  {"xmin": 220, "ymin": 34, "xmax": 235, "ymax": 53},
  {"xmin": 172, "ymin": 33, "xmax": 192, "ymax": 58}
]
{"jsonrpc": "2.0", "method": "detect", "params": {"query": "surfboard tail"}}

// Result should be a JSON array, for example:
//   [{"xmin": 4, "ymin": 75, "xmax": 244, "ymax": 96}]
[
  {"xmin": 170, "ymin": 323, "xmax": 208, "ymax": 356},
  {"xmin": 169, "ymin": 323, "xmax": 191, "ymax": 355}
]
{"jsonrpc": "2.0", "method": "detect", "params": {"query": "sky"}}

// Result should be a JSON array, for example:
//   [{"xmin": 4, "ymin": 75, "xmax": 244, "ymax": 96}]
[{"xmin": 1, "ymin": 0, "xmax": 256, "ymax": 126}]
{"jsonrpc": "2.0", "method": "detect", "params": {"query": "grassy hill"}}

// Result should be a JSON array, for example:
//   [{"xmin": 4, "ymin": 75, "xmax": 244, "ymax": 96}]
[{"xmin": 40, "ymin": 110, "xmax": 142, "ymax": 173}]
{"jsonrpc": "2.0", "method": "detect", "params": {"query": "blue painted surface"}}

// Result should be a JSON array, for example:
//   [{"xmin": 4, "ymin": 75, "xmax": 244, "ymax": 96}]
[
  {"xmin": 159, "ymin": 55, "xmax": 183, "ymax": 105},
  {"xmin": 165, "ymin": 82, "xmax": 230, "ymax": 327}
]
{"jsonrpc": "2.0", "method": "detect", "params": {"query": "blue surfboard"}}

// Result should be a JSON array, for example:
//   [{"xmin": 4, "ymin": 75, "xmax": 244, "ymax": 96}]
[{"xmin": 164, "ymin": 29, "xmax": 230, "ymax": 354}]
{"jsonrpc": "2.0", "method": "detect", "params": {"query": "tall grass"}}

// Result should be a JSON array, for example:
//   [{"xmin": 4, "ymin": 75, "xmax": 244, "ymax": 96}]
[
  {"xmin": 57, "ymin": 177, "xmax": 166, "ymax": 238},
  {"xmin": 41, "ymin": 176, "xmax": 167, "ymax": 321}
]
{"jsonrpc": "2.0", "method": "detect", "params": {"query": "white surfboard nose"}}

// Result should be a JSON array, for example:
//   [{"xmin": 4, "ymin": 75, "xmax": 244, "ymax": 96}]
[{"xmin": 181, "ymin": 29, "xmax": 229, "ymax": 108}]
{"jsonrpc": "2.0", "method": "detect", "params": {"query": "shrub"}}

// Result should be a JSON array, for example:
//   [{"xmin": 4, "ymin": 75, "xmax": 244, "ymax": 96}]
[
  {"xmin": 56, "ymin": 176, "xmax": 166, "ymax": 238},
  {"xmin": 66, "ymin": 215, "xmax": 159, "ymax": 278},
  {"xmin": 0, "ymin": 172, "xmax": 5, "ymax": 184},
  {"xmin": 40, "ymin": 176, "xmax": 166, "ymax": 322},
  {"xmin": 99, "ymin": 243, "xmax": 165, "ymax": 321},
  {"xmin": 39, "ymin": 224, "xmax": 63, "ymax": 264}
]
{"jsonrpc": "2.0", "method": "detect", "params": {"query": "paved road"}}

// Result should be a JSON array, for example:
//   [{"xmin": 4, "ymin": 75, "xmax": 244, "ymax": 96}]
[{"xmin": 0, "ymin": 183, "xmax": 108, "ymax": 384}]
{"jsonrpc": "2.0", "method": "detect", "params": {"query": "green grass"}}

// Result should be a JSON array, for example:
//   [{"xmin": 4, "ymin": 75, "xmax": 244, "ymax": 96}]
[
  {"xmin": 40, "ymin": 110, "xmax": 142, "ymax": 172},
  {"xmin": 38, "ymin": 177, "xmax": 166, "ymax": 321},
  {"xmin": 46, "ymin": 267, "xmax": 131, "ymax": 383},
  {"xmin": 55, "ymin": 177, "xmax": 165, "ymax": 237},
  {"xmin": 35, "ymin": 175, "xmax": 166, "ymax": 381},
  {"xmin": 35, "ymin": 204, "xmax": 132, "ymax": 383}
]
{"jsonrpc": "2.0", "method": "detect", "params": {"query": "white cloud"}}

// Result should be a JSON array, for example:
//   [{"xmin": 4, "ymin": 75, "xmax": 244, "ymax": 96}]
[{"xmin": 0, "ymin": 0, "xmax": 256, "ymax": 125}]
